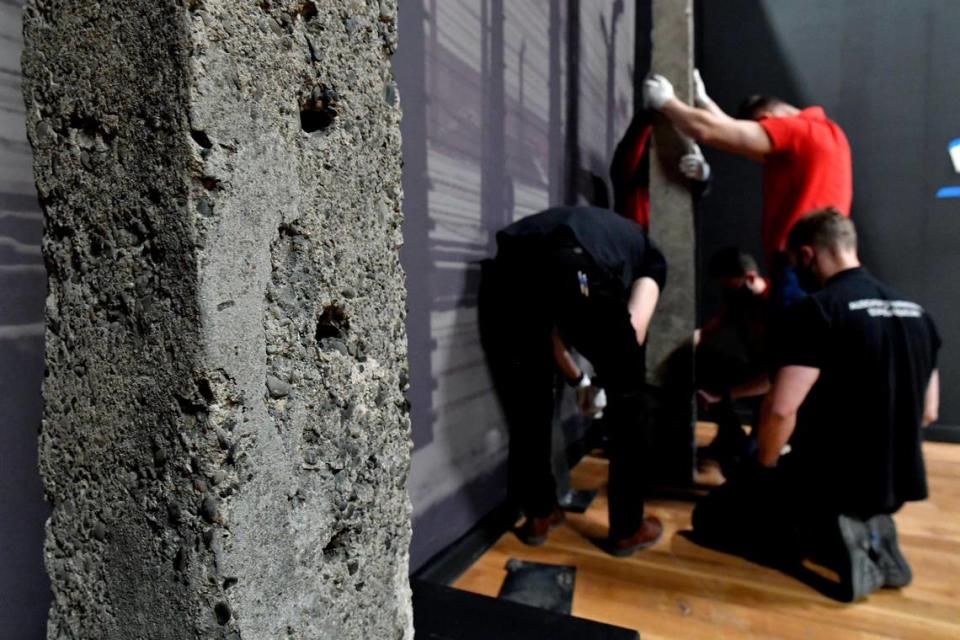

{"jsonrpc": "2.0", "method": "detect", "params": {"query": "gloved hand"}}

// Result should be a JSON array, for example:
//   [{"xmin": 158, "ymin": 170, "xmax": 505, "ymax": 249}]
[
  {"xmin": 679, "ymin": 143, "xmax": 711, "ymax": 181},
  {"xmin": 643, "ymin": 74, "xmax": 675, "ymax": 110},
  {"xmin": 693, "ymin": 68, "xmax": 711, "ymax": 108},
  {"xmin": 575, "ymin": 374, "xmax": 607, "ymax": 419}
]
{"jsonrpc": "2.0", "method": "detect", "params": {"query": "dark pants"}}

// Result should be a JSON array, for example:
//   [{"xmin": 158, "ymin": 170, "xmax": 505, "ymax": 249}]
[
  {"xmin": 655, "ymin": 340, "xmax": 757, "ymax": 471},
  {"xmin": 692, "ymin": 460, "xmax": 907, "ymax": 601},
  {"xmin": 692, "ymin": 461, "xmax": 821, "ymax": 564},
  {"xmin": 696, "ymin": 343, "xmax": 760, "ymax": 456},
  {"xmin": 485, "ymin": 235, "xmax": 652, "ymax": 540},
  {"xmin": 691, "ymin": 453, "xmax": 891, "ymax": 567}
]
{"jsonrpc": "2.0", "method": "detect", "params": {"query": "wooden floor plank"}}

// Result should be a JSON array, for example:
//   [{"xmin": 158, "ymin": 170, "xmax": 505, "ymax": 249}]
[{"xmin": 453, "ymin": 424, "xmax": 960, "ymax": 638}]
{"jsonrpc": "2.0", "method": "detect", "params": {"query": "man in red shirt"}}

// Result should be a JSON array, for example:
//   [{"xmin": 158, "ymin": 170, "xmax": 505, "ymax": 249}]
[{"xmin": 643, "ymin": 72, "xmax": 852, "ymax": 308}]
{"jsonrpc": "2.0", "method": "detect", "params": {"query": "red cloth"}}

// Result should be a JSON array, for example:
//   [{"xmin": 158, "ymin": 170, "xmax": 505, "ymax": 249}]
[
  {"xmin": 610, "ymin": 111, "xmax": 654, "ymax": 230},
  {"xmin": 759, "ymin": 106, "xmax": 852, "ymax": 262}
]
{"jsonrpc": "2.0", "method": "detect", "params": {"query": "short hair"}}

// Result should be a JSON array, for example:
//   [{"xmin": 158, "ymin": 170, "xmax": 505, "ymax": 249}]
[
  {"xmin": 736, "ymin": 94, "xmax": 785, "ymax": 120},
  {"xmin": 787, "ymin": 208, "xmax": 857, "ymax": 254},
  {"xmin": 708, "ymin": 247, "xmax": 759, "ymax": 279}
]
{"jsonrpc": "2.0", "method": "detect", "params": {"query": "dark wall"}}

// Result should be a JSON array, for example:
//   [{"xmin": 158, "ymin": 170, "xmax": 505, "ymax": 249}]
[
  {"xmin": 395, "ymin": 0, "xmax": 638, "ymax": 570},
  {"xmin": 0, "ymin": 1, "xmax": 51, "ymax": 637},
  {"xmin": 698, "ymin": 0, "xmax": 960, "ymax": 424}
]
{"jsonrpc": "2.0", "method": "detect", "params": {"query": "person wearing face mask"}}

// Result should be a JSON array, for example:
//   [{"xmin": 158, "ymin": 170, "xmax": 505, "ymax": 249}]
[
  {"xmin": 693, "ymin": 248, "xmax": 772, "ymax": 473},
  {"xmin": 689, "ymin": 209, "xmax": 941, "ymax": 602},
  {"xmin": 643, "ymin": 72, "xmax": 852, "ymax": 310}
]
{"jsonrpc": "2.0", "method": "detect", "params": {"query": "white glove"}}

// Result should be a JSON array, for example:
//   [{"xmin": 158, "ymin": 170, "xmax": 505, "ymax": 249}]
[
  {"xmin": 693, "ymin": 68, "xmax": 710, "ymax": 108},
  {"xmin": 575, "ymin": 374, "xmax": 608, "ymax": 419},
  {"xmin": 643, "ymin": 74, "xmax": 675, "ymax": 110},
  {"xmin": 679, "ymin": 144, "xmax": 711, "ymax": 181}
]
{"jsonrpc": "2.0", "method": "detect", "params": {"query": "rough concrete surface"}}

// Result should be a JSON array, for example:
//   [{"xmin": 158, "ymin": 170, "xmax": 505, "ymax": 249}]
[
  {"xmin": 647, "ymin": 0, "xmax": 695, "ymax": 382},
  {"xmin": 22, "ymin": 0, "xmax": 412, "ymax": 637}
]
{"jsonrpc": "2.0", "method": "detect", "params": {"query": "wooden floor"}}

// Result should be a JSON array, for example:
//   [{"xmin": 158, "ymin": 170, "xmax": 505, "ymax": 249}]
[{"xmin": 454, "ymin": 424, "xmax": 960, "ymax": 639}]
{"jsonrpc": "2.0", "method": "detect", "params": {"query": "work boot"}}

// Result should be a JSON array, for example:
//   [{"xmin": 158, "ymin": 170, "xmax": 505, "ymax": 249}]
[
  {"xmin": 515, "ymin": 508, "xmax": 565, "ymax": 546},
  {"xmin": 867, "ymin": 514, "xmax": 912, "ymax": 588},
  {"xmin": 605, "ymin": 516, "xmax": 663, "ymax": 557},
  {"xmin": 802, "ymin": 514, "xmax": 884, "ymax": 602}
]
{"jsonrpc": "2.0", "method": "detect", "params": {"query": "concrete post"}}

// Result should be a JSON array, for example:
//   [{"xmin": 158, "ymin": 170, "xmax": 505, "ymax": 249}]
[
  {"xmin": 647, "ymin": 0, "xmax": 696, "ymax": 483},
  {"xmin": 22, "ymin": 0, "xmax": 412, "ymax": 637},
  {"xmin": 647, "ymin": 0, "xmax": 695, "ymax": 377}
]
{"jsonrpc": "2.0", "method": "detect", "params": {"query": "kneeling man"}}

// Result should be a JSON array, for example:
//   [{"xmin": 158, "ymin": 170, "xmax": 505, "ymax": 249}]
[{"xmin": 692, "ymin": 209, "xmax": 941, "ymax": 601}]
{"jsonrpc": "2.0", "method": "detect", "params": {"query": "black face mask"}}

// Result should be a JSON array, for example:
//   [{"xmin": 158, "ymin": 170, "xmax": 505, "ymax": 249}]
[
  {"xmin": 721, "ymin": 284, "xmax": 755, "ymax": 306},
  {"xmin": 794, "ymin": 262, "xmax": 821, "ymax": 292}
]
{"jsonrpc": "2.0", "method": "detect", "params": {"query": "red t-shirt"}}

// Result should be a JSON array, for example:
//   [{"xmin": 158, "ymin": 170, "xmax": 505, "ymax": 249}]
[
  {"xmin": 610, "ymin": 111, "xmax": 654, "ymax": 230},
  {"xmin": 759, "ymin": 107, "xmax": 852, "ymax": 262}
]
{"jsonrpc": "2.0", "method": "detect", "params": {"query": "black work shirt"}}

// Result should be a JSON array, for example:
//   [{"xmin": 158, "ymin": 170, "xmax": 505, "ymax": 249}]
[
  {"xmin": 771, "ymin": 268, "xmax": 941, "ymax": 515},
  {"xmin": 496, "ymin": 206, "xmax": 667, "ymax": 292}
]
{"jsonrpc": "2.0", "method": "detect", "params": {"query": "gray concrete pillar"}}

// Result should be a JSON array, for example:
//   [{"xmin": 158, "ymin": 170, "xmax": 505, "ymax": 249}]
[
  {"xmin": 647, "ymin": 0, "xmax": 696, "ymax": 484},
  {"xmin": 22, "ymin": 1, "xmax": 412, "ymax": 637},
  {"xmin": 647, "ymin": 0, "xmax": 695, "ymax": 378}
]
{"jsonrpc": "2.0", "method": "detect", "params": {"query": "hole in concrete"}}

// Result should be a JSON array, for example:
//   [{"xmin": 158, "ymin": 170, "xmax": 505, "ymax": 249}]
[
  {"xmin": 173, "ymin": 547, "xmax": 186, "ymax": 571},
  {"xmin": 316, "ymin": 305, "xmax": 348, "ymax": 342},
  {"xmin": 300, "ymin": 105, "xmax": 336, "ymax": 133},
  {"xmin": 214, "ymin": 602, "xmax": 231, "ymax": 625},
  {"xmin": 69, "ymin": 113, "xmax": 100, "ymax": 139},
  {"xmin": 197, "ymin": 378, "xmax": 215, "ymax": 403},
  {"xmin": 323, "ymin": 529, "xmax": 348, "ymax": 554},
  {"xmin": 48, "ymin": 221, "xmax": 74, "ymax": 241},
  {"xmin": 190, "ymin": 129, "xmax": 213, "ymax": 148},
  {"xmin": 147, "ymin": 188, "xmax": 165, "ymax": 205},
  {"xmin": 298, "ymin": 1, "xmax": 317, "ymax": 21},
  {"xmin": 146, "ymin": 240, "xmax": 166, "ymax": 265},
  {"xmin": 278, "ymin": 222, "xmax": 302, "ymax": 238},
  {"xmin": 89, "ymin": 234, "xmax": 106, "ymax": 257},
  {"xmin": 200, "ymin": 176, "xmax": 220, "ymax": 191},
  {"xmin": 174, "ymin": 393, "xmax": 206, "ymax": 415}
]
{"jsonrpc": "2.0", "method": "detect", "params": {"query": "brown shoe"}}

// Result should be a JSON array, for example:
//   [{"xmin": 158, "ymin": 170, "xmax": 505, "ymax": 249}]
[
  {"xmin": 606, "ymin": 516, "xmax": 664, "ymax": 557},
  {"xmin": 515, "ymin": 508, "xmax": 565, "ymax": 546}
]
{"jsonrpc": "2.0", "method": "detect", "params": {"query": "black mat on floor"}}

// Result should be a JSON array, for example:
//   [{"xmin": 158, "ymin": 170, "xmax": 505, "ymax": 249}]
[
  {"xmin": 498, "ymin": 559, "xmax": 576, "ymax": 615},
  {"xmin": 559, "ymin": 488, "xmax": 598, "ymax": 514},
  {"xmin": 412, "ymin": 579, "xmax": 640, "ymax": 640}
]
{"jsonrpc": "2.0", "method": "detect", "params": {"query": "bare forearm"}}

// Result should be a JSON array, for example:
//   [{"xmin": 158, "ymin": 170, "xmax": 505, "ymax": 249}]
[
  {"xmin": 757, "ymin": 396, "xmax": 796, "ymax": 467},
  {"xmin": 660, "ymin": 99, "xmax": 713, "ymax": 140},
  {"xmin": 628, "ymin": 277, "xmax": 660, "ymax": 346},
  {"xmin": 660, "ymin": 98, "xmax": 771, "ymax": 159},
  {"xmin": 923, "ymin": 369, "xmax": 940, "ymax": 426},
  {"xmin": 756, "ymin": 366, "xmax": 819, "ymax": 466},
  {"xmin": 699, "ymin": 96, "xmax": 734, "ymax": 122},
  {"xmin": 551, "ymin": 329, "xmax": 582, "ymax": 382}
]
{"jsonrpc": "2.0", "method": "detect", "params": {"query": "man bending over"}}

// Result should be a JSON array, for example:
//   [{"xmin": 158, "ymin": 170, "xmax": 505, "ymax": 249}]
[{"xmin": 489, "ymin": 206, "xmax": 666, "ymax": 556}]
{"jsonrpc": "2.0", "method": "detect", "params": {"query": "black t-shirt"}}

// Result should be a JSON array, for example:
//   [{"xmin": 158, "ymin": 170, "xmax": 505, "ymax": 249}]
[
  {"xmin": 496, "ymin": 206, "xmax": 667, "ymax": 292},
  {"xmin": 771, "ymin": 267, "xmax": 941, "ymax": 514}
]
